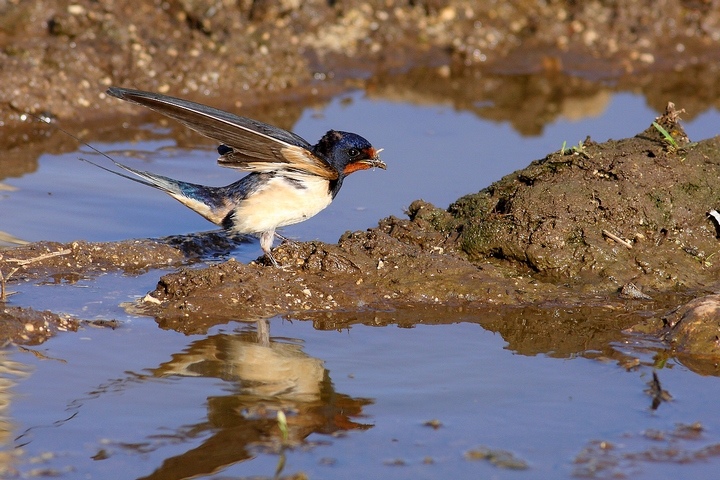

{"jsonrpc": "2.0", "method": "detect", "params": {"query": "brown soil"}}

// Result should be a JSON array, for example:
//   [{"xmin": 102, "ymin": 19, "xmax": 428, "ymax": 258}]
[
  {"xmin": 444, "ymin": 105, "xmax": 720, "ymax": 293},
  {"xmin": 0, "ymin": 305, "xmax": 77, "ymax": 346},
  {"xmin": 3, "ymin": 0, "xmax": 720, "ymax": 130}
]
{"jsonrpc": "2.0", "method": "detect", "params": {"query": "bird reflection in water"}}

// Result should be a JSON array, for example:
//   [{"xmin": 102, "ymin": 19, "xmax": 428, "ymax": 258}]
[{"xmin": 137, "ymin": 319, "xmax": 373, "ymax": 480}]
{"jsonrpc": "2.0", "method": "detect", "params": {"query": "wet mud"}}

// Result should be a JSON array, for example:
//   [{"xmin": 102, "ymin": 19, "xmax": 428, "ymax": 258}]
[
  {"xmin": 446, "ymin": 104, "xmax": 720, "ymax": 293},
  {"xmin": 4, "ymin": 0, "xmax": 720, "ymax": 131},
  {"xmin": 0, "ymin": 305, "xmax": 77, "ymax": 346}
]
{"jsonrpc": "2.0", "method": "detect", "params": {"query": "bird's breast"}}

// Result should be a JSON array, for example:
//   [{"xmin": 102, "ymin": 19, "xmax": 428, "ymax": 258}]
[{"xmin": 229, "ymin": 175, "xmax": 333, "ymax": 234}]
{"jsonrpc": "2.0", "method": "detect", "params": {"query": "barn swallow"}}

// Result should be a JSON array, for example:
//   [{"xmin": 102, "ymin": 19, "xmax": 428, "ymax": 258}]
[{"xmin": 97, "ymin": 87, "xmax": 386, "ymax": 266}]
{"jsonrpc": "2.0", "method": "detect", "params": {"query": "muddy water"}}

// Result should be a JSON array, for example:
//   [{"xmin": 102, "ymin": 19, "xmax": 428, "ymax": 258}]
[{"xmin": 3, "ymin": 90, "xmax": 720, "ymax": 478}]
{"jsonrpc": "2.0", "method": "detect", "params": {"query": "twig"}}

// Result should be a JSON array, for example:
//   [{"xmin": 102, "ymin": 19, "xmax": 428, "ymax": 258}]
[
  {"xmin": 1, "ymin": 249, "xmax": 71, "ymax": 302},
  {"xmin": 7, "ymin": 248, "xmax": 71, "ymax": 266},
  {"xmin": 0, "ymin": 265, "xmax": 22, "ymax": 303},
  {"xmin": 0, "ymin": 265, "xmax": 5, "ymax": 302},
  {"xmin": 602, "ymin": 229, "xmax": 633, "ymax": 249}
]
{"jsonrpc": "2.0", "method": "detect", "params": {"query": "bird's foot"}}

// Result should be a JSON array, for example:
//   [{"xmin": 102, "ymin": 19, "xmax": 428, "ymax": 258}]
[
  {"xmin": 265, "ymin": 252, "xmax": 280, "ymax": 268},
  {"xmin": 262, "ymin": 251, "xmax": 293, "ymax": 270}
]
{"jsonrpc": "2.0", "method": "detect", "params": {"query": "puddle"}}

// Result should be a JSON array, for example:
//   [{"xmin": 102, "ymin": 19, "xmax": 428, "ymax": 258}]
[
  {"xmin": 3, "ymin": 86, "xmax": 720, "ymax": 478},
  {"xmin": 7, "ymin": 317, "xmax": 720, "ymax": 478}
]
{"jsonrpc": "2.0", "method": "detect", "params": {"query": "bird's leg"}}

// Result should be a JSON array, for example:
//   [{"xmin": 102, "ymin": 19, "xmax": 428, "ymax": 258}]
[
  {"xmin": 255, "ymin": 317, "xmax": 270, "ymax": 347},
  {"xmin": 259, "ymin": 230, "xmax": 279, "ymax": 267}
]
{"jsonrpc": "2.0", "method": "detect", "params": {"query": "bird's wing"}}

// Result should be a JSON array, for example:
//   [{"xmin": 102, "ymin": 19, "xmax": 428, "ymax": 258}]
[{"xmin": 107, "ymin": 87, "xmax": 339, "ymax": 180}]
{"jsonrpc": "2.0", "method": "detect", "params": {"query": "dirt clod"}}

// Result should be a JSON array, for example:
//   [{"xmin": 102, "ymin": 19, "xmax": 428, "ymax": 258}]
[{"xmin": 0, "ymin": 306, "xmax": 78, "ymax": 345}]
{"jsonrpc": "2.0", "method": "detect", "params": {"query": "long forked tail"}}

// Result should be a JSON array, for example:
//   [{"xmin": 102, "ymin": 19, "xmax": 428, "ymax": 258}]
[
  {"xmin": 27, "ymin": 113, "xmax": 233, "ymax": 227},
  {"xmin": 81, "ymin": 158, "xmax": 232, "ymax": 226}
]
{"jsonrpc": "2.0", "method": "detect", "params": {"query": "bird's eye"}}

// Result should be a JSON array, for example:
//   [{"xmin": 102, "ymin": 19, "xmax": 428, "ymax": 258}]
[{"xmin": 348, "ymin": 148, "xmax": 360, "ymax": 157}]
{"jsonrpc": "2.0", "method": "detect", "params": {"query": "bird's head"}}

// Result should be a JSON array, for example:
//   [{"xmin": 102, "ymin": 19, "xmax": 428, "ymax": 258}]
[{"xmin": 315, "ymin": 130, "xmax": 386, "ymax": 176}]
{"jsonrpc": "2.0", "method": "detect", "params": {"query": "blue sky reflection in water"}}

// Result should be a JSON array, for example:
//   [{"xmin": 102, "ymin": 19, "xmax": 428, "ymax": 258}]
[
  {"xmin": 9, "ymin": 312, "xmax": 720, "ymax": 479},
  {"xmin": 3, "ymin": 89, "xmax": 720, "ymax": 479}
]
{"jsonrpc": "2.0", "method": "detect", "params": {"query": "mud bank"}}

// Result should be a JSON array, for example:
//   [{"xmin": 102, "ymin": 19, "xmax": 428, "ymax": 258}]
[
  {"xmin": 0, "ymin": 305, "xmax": 77, "ymax": 346},
  {"xmin": 3, "ymin": 0, "xmax": 720, "ymax": 131},
  {"xmin": 5, "ymin": 106, "xmax": 720, "ymax": 364},
  {"xmin": 134, "ymin": 106, "xmax": 720, "ymax": 320},
  {"xmin": 442, "ymin": 105, "xmax": 720, "ymax": 293}
]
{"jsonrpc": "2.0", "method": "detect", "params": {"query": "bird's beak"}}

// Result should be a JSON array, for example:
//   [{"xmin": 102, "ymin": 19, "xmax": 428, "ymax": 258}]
[
  {"xmin": 344, "ymin": 147, "xmax": 386, "ymax": 175},
  {"xmin": 366, "ymin": 148, "xmax": 386, "ymax": 170}
]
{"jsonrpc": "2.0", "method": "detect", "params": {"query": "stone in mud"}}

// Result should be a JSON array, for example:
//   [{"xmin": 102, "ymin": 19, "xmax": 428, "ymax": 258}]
[{"xmin": 663, "ymin": 294, "xmax": 720, "ymax": 358}]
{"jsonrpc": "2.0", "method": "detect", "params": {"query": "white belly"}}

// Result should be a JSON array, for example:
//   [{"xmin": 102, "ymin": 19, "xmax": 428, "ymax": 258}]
[{"xmin": 230, "ymin": 176, "xmax": 333, "ymax": 234}]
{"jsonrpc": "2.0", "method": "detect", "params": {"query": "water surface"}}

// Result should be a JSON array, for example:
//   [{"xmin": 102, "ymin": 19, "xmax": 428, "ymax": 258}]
[{"xmin": 2, "ymin": 84, "xmax": 720, "ymax": 479}]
